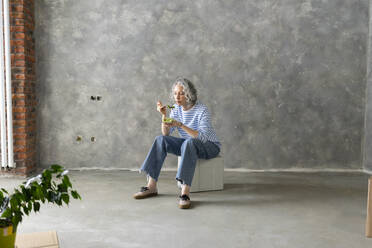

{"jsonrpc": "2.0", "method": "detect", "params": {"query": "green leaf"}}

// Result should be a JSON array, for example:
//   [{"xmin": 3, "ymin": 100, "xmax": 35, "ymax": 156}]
[
  {"xmin": 20, "ymin": 186, "xmax": 26, "ymax": 194},
  {"xmin": 57, "ymin": 184, "xmax": 67, "ymax": 193},
  {"xmin": 42, "ymin": 170, "xmax": 52, "ymax": 184},
  {"xmin": 41, "ymin": 188, "xmax": 48, "ymax": 200},
  {"xmin": 42, "ymin": 169, "xmax": 52, "ymax": 179},
  {"xmin": 51, "ymin": 164, "xmax": 63, "ymax": 173},
  {"xmin": 16, "ymin": 191, "xmax": 26, "ymax": 202},
  {"xmin": 33, "ymin": 202, "xmax": 40, "ymax": 212},
  {"xmin": 61, "ymin": 194, "xmax": 69, "ymax": 205},
  {"xmin": 1, "ymin": 188, "xmax": 8, "ymax": 194},
  {"xmin": 35, "ymin": 187, "xmax": 43, "ymax": 200},
  {"xmin": 71, "ymin": 190, "xmax": 81, "ymax": 200},
  {"xmin": 46, "ymin": 191, "xmax": 54, "ymax": 202},
  {"xmin": 10, "ymin": 197, "xmax": 19, "ymax": 210},
  {"xmin": 21, "ymin": 187, "xmax": 31, "ymax": 202},
  {"xmin": 1, "ymin": 208, "xmax": 11, "ymax": 219},
  {"xmin": 23, "ymin": 205, "xmax": 29, "ymax": 215},
  {"xmin": 62, "ymin": 176, "xmax": 72, "ymax": 188}
]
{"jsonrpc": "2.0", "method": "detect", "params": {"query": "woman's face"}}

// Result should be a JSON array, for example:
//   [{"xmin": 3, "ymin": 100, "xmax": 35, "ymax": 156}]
[{"xmin": 173, "ymin": 84, "xmax": 187, "ymax": 107}]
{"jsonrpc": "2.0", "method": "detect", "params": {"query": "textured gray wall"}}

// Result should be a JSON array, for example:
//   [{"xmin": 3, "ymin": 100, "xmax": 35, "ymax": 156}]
[
  {"xmin": 363, "ymin": 0, "xmax": 372, "ymax": 172},
  {"xmin": 35, "ymin": 0, "xmax": 368, "ymax": 170}
]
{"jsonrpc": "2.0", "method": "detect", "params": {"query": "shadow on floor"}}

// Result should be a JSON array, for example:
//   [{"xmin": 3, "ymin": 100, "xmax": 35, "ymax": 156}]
[{"xmin": 187, "ymin": 182, "xmax": 355, "ymax": 209}]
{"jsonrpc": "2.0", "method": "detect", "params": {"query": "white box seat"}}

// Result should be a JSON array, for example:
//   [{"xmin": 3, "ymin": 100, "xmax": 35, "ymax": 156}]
[{"xmin": 177, "ymin": 155, "xmax": 224, "ymax": 192}]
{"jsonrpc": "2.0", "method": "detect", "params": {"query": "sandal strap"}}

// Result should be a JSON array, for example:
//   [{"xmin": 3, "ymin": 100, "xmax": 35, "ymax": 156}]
[
  {"xmin": 140, "ymin": 186, "xmax": 149, "ymax": 192},
  {"xmin": 179, "ymin": 194, "xmax": 190, "ymax": 201}
]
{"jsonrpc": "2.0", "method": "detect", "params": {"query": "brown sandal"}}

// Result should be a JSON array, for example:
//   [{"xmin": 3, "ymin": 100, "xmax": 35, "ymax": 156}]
[
  {"xmin": 178, "ymin": 194, "xmax": 191, "ymax": 209},
  {"xmin": 133, "ymin": 187, "xmax": 158, "ymax": 199}
]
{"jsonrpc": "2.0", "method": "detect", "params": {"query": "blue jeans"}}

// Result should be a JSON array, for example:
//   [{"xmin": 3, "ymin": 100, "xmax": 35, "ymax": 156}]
[{"xmin": 140, "ymin": 135, "xmax": 220, "ymax": 186}]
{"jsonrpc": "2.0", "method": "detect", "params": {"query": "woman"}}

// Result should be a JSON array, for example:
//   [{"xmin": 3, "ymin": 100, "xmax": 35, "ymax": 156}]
[{"xmin": 133, "ymin": 77, "xmax": 221, "ymax": 209}]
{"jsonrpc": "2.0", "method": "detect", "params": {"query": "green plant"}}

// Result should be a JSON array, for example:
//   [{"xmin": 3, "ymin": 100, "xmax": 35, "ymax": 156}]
[{"xmin": 0, "ymin": 164, "xmax": 81, "ymax": 229}]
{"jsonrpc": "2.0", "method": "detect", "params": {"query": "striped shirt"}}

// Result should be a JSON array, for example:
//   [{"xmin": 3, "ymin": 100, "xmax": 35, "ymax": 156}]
[{"xmin": 169, "ymin": 102, "xmax": 221, "ymax": 148}]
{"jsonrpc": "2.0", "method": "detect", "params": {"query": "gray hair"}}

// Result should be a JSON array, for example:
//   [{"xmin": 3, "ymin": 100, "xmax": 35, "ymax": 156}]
[{"xmin": 170, "ymin": 77, "xmax": 198, "ymax": 106}]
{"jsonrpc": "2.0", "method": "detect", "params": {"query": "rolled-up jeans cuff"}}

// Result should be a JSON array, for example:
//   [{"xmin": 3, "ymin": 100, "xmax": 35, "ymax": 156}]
[
  {"xmin": 140, "ymin": 168, "xmax": 158, "ymax": 182},
  {"xmin": 175, "ymin": 177, "xmax": 191, "ymax": 186}
]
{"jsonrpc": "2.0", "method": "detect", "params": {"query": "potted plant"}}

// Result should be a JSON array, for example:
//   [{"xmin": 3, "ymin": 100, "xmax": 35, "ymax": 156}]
[{"xmin": 0, "ymin": 164, "xmax": 81, "ymax": 248}]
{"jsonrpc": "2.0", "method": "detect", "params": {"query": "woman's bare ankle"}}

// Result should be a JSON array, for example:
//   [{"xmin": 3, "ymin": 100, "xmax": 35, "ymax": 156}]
[
  {"xmin": 181, "ymin": 184, "xmax": 190, "ymax": 196},
  {"xmin": 146, "ymin": 184, "xmax": 157, "ymax": 191},
  {"xmin": 147, "ymin": 176, "xmax": 157, "ymax": 191}
]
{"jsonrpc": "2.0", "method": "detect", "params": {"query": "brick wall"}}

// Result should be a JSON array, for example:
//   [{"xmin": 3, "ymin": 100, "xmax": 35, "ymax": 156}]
[{"xmin": 1, "ymin": 0, "xmax": 36, "ymax": 176}]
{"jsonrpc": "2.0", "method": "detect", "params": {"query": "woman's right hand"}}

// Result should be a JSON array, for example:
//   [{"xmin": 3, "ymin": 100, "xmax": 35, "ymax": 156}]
[{"xmin": 157, "ymin": 101, "xmax": 166, "ymax": 116}]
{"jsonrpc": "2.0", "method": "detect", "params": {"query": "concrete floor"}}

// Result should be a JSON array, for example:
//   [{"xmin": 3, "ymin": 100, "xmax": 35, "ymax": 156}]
[{"xmin": 1, "ymin": 170, "xmax": 372, "ymax": 248}]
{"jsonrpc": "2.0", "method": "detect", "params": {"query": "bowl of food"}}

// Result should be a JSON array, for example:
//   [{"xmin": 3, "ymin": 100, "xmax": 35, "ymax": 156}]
[{"xmin": 163, "ymin": 117, "xmax": 174, "ymax": 124}]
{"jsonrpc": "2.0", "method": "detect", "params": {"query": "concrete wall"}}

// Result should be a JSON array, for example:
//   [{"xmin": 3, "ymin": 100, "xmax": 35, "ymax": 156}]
[
  {"xmin": 35, "ymin": 0, "xmax": 368, "ymax": 170},
  {"xmin": 363, "ymin": 0, "xmax": 372, "ymax": 172}
]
